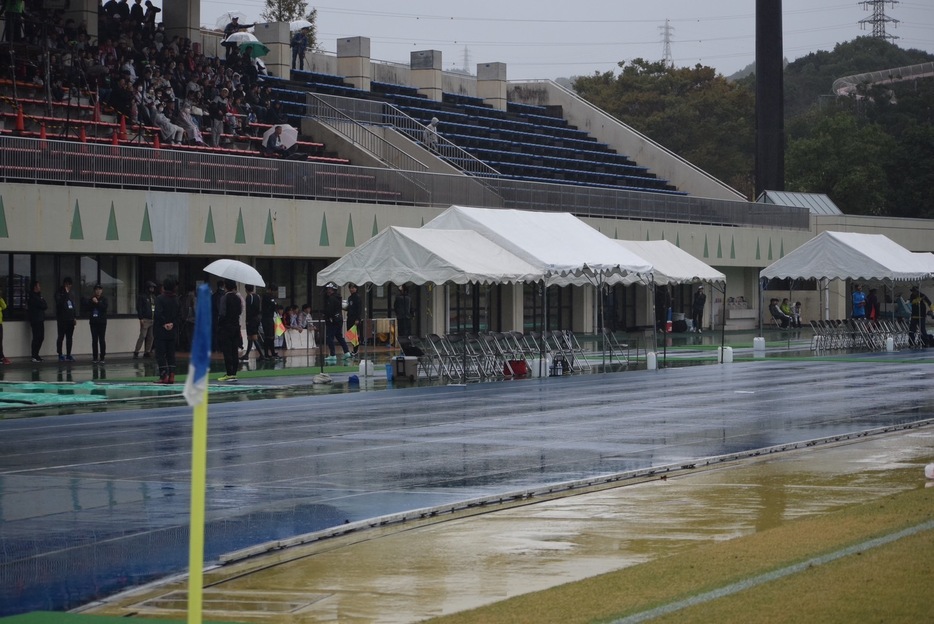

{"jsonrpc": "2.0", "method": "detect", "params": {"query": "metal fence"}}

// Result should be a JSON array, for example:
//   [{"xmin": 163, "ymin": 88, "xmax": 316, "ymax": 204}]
[{"xmin": 1, "ymin": 135, "xmax": 810, "ymax": 229}]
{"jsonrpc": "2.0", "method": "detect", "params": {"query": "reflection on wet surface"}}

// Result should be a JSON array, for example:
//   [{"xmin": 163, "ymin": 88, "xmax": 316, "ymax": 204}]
[
  {"xmin": 1, "ymin": 356, "xmax": 934, "ymax": 617},
  {"xmin": 87, "ymin": 429, "xmax": 934, "ymax": 623}
]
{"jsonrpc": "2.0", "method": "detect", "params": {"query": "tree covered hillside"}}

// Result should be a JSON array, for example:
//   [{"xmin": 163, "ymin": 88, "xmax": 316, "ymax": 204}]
[{"xmin": 573, "ymin": 37, "xmax": 934, "ymax": 218}]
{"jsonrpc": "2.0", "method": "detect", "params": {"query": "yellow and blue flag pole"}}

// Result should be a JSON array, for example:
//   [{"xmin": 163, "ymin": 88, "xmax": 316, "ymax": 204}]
[{"xmin": 184, "ymin": 283, "xmax": 213, "ymax": 624}]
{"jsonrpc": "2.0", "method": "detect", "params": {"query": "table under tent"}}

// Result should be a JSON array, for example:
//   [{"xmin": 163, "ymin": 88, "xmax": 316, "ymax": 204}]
[{"xmin": 759, "ymin": 231, "xmax": 934, "ymax": 351}]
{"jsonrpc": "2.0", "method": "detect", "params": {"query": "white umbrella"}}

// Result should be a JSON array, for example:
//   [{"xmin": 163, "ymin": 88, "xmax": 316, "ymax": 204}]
[
  {"xmin": 204, "ymin": 259, "xmax": 266, "ymax": 287},
  {"xmin": 290, "ymin": 19, "xmax": 313, "ymax": 32},
  {"xmin": 262, "ymin": 124, "xmax": 299, "ymax": 149},
  {"xmin": 224, "ymin": 31, "xmax": 259, "ymax": 45},
  {"xmin": 216, "ymin": 11, "xmax": 248, "ymax": 30}
]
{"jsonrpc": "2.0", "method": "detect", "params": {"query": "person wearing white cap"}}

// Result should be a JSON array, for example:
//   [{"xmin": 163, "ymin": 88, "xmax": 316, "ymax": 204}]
[{"xmin": 691, "ymin": 285, "xmax": 706, "ymax": 334}]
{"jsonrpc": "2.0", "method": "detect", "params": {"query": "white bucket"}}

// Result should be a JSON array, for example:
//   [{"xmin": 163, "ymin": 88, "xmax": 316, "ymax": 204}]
[
  {"xmin": 718, "ymin": 346, "xmax": 733, "ymax": 364},
  {"xmin": 753, "ymin": 336, "xmax": 766, "ymax": 351},
  {"xmin": 886, "ymin": 337, "xmax": 895, "ymax": 352},
  {"xmin": 646, "ymin": 352, "xmax": 657, "ymax": 370},
  {"xmin": 925, "ymin": 463, "xmax": 934, "ymax": 480},
  {"xmin": 528, "ymin": 356, "xmax": 552, "ymax": 378},
  {"xmin": 358, "ymin": 360, "xmax": 374, "ymax": 376}
]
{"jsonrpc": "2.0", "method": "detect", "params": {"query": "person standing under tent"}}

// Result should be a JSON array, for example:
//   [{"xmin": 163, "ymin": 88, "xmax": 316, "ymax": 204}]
[
  {"xmin": 866, "ymin": 288, "xmax": 880, "ymax": 321},
  {"xmin": 908, "ymin": 286, "xmax": 932, "ymax": 348},
  {"xmin": 216, "ymin": 279, "xmax": 243, "ymax": 382},
  {"xmin": 393, "ymin": 285, "xmax": 414, "ymax": 340},
  {"xmin": 84, "ymin": 283, "xmax": 108, "ymax": 364},
  {"xmin": 153, "ymin": 277, "xmax": 179, "ymax": 384},
  {"xmin": 27, "ymin": 280, "xmax": 47, "ymax": 362},
  {"xmin": 691, "ymin": 286, "xmax": 706, "ymax": 333},
  {"xmin": 323, "ymin": 282, "xmax": 351, "ymax": 363},
  {"xmin": 851, "ymin": 284, "xmax": 866, "ymax": 319},
  {"xmin": 55, "ymin": 277, "xmax": 77, "ymax": 362},
  {"xmin": 345, "ymin": 283, "xmax": 362, "ymax": 355}
]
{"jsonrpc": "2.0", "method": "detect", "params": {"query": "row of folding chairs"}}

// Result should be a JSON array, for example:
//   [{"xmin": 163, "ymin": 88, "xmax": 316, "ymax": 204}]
[
  {"xmin": 809, "ymin": 318, "xmax": 910, "ymax": 352},
  {"xmin": 403, "ymin": 329, "xmax": 606, "ymax": 381}
]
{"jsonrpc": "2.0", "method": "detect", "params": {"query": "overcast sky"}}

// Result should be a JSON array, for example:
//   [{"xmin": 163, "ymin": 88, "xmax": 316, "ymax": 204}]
[{"xmin": 201, "ymin": 1, "xmax": 934, "ymax": 81}]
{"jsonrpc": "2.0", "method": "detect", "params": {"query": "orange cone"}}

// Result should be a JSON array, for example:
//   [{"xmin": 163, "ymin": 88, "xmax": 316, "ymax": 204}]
[
  {"xmin": 118, "ymin": 115, "xmax": 127, "ymax": 141},
  {"xmin": 79, "ymin": 126, "xmax": 87, "ymax": 142},
  {"xmin": 15, "ymin": 106, "xmax": 25, "ymax": 133}
]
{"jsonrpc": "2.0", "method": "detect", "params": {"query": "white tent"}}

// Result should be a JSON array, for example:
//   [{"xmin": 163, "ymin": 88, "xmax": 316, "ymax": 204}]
[
  {"xmin": 612, "ymin": 240, "xmax": 725, "ymax": 286},
  {"xmin": 760, "ymin": 231, "xmax": 932, "ymax": 282},
  {"xmin": 423, "ymin": 206, "xmax": 652, "ymax": 285},
  {"xmin": 315, "ymin": 226, "xmax": 543, "ymax": 287}
]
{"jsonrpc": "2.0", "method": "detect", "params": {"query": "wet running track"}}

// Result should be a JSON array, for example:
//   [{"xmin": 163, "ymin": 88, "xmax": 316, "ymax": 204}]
[{"xmin": 2, "ymin": 356, "xmax": 933, "ymax": 616}]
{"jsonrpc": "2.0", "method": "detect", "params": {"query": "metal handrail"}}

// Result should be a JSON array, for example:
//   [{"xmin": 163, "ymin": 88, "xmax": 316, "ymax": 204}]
[
  {"xmin": 0, "ymin": 135, "xmax": 810, "ymax": 229},
  {"xmin": 832, "ymin": 61, "xmax": 934, "ymax": 96}
]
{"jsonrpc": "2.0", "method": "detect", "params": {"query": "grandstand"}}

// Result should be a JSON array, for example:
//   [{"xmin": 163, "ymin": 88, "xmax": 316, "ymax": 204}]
[{"xmin": 1, "ymin": 8, "xmax": 933, "ymax": 359}]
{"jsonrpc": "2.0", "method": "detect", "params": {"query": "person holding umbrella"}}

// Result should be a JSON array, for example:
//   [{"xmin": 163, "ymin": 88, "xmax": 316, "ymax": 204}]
[
  {"xmin": 263, "ymin": 125, "xmax": 295, "ymax": 157},
  {"xmin": 216, "ymin": 279, "xmax": 243, "ymax": 382}
]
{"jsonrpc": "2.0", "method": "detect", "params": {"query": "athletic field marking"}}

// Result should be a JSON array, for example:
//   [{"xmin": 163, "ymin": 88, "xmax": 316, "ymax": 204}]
[{"xmin": 610, "ymin": 519, "xmax": 934, "ymax": 624}]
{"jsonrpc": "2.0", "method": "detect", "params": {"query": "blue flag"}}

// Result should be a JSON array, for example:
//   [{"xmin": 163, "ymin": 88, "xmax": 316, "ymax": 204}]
[{"xmin": 183, "ymin": 283, "xmax": 213, "ymax": 406}]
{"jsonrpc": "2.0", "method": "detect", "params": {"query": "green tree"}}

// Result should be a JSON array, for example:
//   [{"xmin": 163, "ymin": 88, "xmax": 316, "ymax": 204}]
[
  {"xmin": 785, "ymin": 110, "xmax": 896, "ymax": 216},
  {"xmin": 574, "ymin": 59, "xmax": 755, "ymax": 197},
  {"xmin": 260, "ymin": 0, "xmax": 318, "ymax": 50}
]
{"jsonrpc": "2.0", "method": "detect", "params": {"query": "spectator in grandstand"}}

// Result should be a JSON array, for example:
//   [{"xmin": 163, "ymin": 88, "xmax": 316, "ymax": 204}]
[
  {"xmin": 423, "ymin": 117, "xmax": 439, "ymax": 151},
  {"xmin": 151, "ymin": 101, "xmax": 184, "ymax": 143},
  {"xmin": 134, "ymin": 280, "xmax": 156, "ymax": 358},
  {"xmin": 84, "ymin": 284, "xmax": 108, "ymax": 364},
  {"xmin": 222, "ymin": 16, "xmax": 250, "ymax": 60},
  {"xmin": 264, "ymin": 124, "xmax": 293, "ymax": 157},
  {"xmin": 115, "ymin": 0, "xmax": 130, "ymax": 21},
  {"xmin": 265, "ymin": 99, "xmax": 289, "ymax": 125},
  {"xmin": 55, "ymin": 277, "xmax": 77, "ymax": 362},
  {"xmin": 290, "ymin": 28, "xmax": 308, "ymax": 70},
  {"xmin": 209, "ymin": 87, "xmax": 230, "ymax": 146},
  {"xmin": 142, "ymin": 0, "xmax": 160, "ymax": 33},
  {"xmin": 2, "ymin": 0, "xmax": 25, "ymax": 43},
  {"xmin": 128, "ymin": 0, "xmax": 143, "ymax": 27},
  {"xmin": 176, "ymin": 100, "xmax": 205, "ymax": 144},
  {"xmin": 27, "ymin": 280, "xmax": 47, "ymax": 363}
]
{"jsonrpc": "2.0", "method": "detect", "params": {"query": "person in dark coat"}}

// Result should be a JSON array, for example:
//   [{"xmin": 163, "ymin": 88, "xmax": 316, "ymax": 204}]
[
  {"xmin": 216, "ymin": 279, "xmax": 243, "ymax": 381},
  {"xmin": 84, "ymin": 283, "xmax": 109, "ymax": 364},
  {"xmin": 27, "ymin": 280, "xmax": 48, "ymax": 362},
  {"xmin": 323, "ymin": 282, "xmax": 350, "ymax": 362},
  {"xmin": 241, "ymin": 283, "xmax": 264, "ymax": 361},
  {"xmin": 55, "ymin": 277, "xmax": 77, "ymax": 361},
  {"xmin": 345, "ymin": 283, "xmax": 362, "ymax": 355},
  {"xmin": 691, "ymin": 286, "xmax": 706, "ymax": 334},
  {"xmin": 153, "ymin": 277, "xmax": 180, "ymax": 383},
  {"xmin": 393, "ymin": 285, "xmax": 413, "ymax": 339},
  {"xmin": 261, "ymin": 283, "xmax": 280, "ymax": 359}
]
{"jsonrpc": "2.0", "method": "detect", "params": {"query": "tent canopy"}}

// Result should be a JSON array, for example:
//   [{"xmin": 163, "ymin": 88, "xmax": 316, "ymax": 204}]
[
  {"xmin": 759, "ymin": 231, "xmax": 932, "ymax": 282},
  {"xmin": 612, "ymin": 240, "xmax": 725, "ymax": 286},
  {"xmin": 423, "ymin": 206, "xmax": 652, "ymax": 284},
  {"xmin": 315, "ymin": 226, "xmax": 543, "ymax": 287}
]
